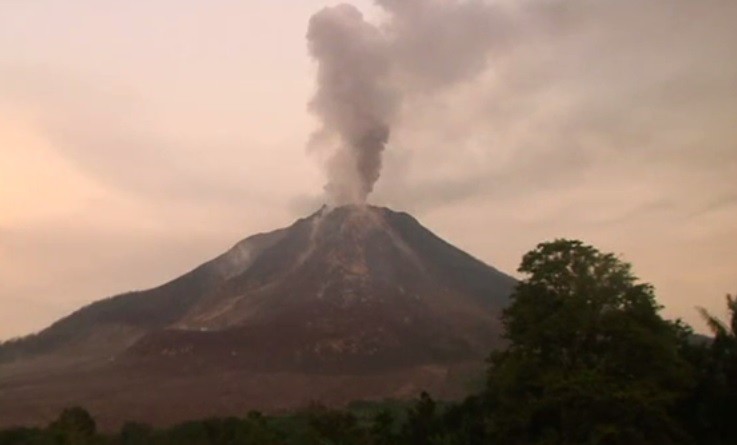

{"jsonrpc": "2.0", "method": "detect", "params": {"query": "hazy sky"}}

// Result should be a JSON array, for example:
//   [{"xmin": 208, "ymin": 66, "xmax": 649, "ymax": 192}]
[{"xmin": 1, "ymin": 0, "xmax": 736, "ymax": 340}]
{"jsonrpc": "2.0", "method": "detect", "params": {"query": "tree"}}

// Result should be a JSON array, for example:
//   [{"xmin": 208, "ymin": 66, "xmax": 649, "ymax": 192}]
[
  {"xmin": 486, "ymin": 239, "xmax": 692, "ymax": 445},
  {"xmin": 402, "ymin": 392, "xmax": 440, "ymax": 445},
  {"xmin": 689, "ymin": 294, "xmax": 737, "ymax": 444},
  {"xmin": 370, "ymin": 409, "xmax": 396, "ymax": 445},
  {"xmin": 305, "ymin": 404, "xmax": 364, "ymax": 445},
  {"xmin": 437, "ymin": 395, "xmax": 487, "ymax": 445},
  {"xmin": 698, "ymin": 294, "xmax": 737, "ymax": 352},
  {"xmin": 119, "ymin": 422, "xmax": 153, "ymax": 445},
  {"xmin": 49, "ymin": 407, "xmax": 97, "ymax": 444}
]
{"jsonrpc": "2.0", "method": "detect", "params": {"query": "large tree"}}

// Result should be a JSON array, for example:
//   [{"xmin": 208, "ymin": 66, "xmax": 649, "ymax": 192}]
[
  {"xmin": 49, "ymin": 407, "xmax": 97, "ymax": 445},
  {"xmin": 486, "ymin": 239, "xmax": 692, "ymax": 445},
  {"xmin": 688, "ymin": 294, "xmax": 737, "ymax": 444}
]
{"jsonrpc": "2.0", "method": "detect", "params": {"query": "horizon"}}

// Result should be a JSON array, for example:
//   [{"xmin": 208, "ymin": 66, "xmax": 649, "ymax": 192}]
[
  {"xmin": 0, "ymin": 201, "xmax": 728, "ymax": 341},
  {"xmin": 2, "ymin": 0, "xmax": 736, "ymax": 340}
]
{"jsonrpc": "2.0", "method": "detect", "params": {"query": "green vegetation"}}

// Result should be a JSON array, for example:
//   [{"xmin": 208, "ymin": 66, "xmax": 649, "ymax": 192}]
[
  {"xmin": 486, "ymin": 239, "xmax": 693, "ymax": 444},
  {"xmin": 1, "ymin": 239, "xmax": 734, "ymax": 445}
]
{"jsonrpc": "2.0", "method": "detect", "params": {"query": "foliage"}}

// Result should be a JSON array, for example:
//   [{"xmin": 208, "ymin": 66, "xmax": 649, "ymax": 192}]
[
  {"xmin": 49, "ymin": 407, "xmax": 99, "ymax": 445},
  {"xmin": 485, "ymin": 239, "xmax": 692, "ymax": 444},
  {"xmin": 0, "ymin": 240, "xmax": 733, "ymax": 445},
  {"xmin": 678, "ymin": 294, "xmax": 737, "ymax": 444}
]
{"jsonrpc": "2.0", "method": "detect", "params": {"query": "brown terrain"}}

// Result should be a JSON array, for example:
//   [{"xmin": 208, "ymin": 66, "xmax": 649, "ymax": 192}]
[{"xmin": 0, "ymin": 205, "xmax": 515, "ymax": 430}]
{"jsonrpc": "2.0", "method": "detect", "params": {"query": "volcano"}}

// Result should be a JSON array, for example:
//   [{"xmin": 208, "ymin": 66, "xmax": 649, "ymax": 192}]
[{"xmin": 0, "ymin": 206, "xmax": 515, "ymax": 429}]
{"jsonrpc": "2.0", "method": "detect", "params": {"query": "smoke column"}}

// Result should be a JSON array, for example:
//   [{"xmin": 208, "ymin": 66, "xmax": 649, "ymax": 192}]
[
  {"xmin": 307, "ymin": 5, "xmax": 396, "ymax": 205},
  {"xmin": 307, "ymin": 0, "xmax": 501, "ymax": 205}
]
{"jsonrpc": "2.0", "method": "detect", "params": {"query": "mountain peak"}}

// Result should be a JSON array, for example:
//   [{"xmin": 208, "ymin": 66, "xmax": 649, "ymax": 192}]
[{"xmin": 0, "ymin": 207, "xmax": 516, "ymax": 428}]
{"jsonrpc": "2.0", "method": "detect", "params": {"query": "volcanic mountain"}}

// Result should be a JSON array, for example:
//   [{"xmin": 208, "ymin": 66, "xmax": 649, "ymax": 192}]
[{"xmin": 0, "ymin": 205, "xmax": 515, "ymax": 428}]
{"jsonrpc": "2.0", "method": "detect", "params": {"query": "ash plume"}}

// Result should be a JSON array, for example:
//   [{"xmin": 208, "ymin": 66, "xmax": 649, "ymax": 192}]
[
  {"xmin": 307, "ymin": 5, "xmax": 395, "ymax": 205},
  {"xmin": 307, "ymin": 0, "xmax": 502, "ymax": 205}
]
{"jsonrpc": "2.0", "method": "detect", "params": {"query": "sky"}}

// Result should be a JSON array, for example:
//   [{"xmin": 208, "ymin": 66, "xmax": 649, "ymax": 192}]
[{"xmin": 1, "ymin": 0, "xmax": 736, "ymax": 340}]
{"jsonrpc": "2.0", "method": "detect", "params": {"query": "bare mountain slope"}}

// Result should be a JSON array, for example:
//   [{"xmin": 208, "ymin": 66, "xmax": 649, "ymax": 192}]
[
  {"xmin": 0, "ymin": 205, "xmax": 515, "ymax": 428},
  {"xmin": 0, "ymin": 226, "xmax": 288, "ymax": 363}
]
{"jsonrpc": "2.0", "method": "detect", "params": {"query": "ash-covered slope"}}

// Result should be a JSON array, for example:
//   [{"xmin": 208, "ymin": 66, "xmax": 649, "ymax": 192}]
[
  {"xmin": 0, "ymin": 225, "xmax": 288, "ymax": 363},
  {"xmin": 129, "ymin": 205, "xmax": 514, "ymax": 372},
  {"xmin": 0, "ymin": 205, "xmax": 515, "ymax": 428}
]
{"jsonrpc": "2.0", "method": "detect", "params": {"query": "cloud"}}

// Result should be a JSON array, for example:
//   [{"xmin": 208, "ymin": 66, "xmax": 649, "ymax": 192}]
[
  {"xmin": 306, "ymin": 0, "xmax": 508, "ymax": 204},
  {"xmin": 369, "ymin": 0, "xmax": 737, "ymax": 214},
  {"xmin": 1, "ymin": 0, "xmax": 735, "ymax": 339},
  {"xmin": 0, "ymin": 66, "xmax": 287, "ymax": 207}
]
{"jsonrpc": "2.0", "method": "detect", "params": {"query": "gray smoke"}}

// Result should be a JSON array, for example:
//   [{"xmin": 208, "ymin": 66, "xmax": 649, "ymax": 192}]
[
  {"xmin": 307, "ymin": 0, "xmax": 502, "ymax": 205},
  {"xmin": 307, "ymin": 4, "xmax": 394, "ymax": 205}
]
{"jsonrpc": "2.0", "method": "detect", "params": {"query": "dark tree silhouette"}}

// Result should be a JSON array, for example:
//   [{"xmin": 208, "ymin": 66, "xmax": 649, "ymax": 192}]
[
  {"xmin": 486, "ymin": 239, "xmax": 692, "ymax": 444},
  {"xmin": 690, "ymin": 294, "xmax": 737, "ymax": 444},
  {"xmin": 50, "ymin": 406, "xmax": 97, "ymax": 444}
]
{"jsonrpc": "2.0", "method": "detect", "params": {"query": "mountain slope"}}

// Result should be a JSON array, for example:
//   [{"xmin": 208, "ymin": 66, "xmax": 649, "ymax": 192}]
[
  {"xmin": 0, "ymin": 226, "xmax": 288, "ymax": 363},
  {"xmin": 0, "ymin": 205, "xmax": 515, "ymax": 428}
]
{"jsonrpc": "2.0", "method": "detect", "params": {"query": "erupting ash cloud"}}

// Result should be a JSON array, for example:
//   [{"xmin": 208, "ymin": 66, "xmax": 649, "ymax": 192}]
[
  {"xmin": 307, "ymin": 5, "xmax": 395, "ymax": 205},
  {"xmin": 307, "ymin": 0, "xmax": 501, "ymax": 205}
]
